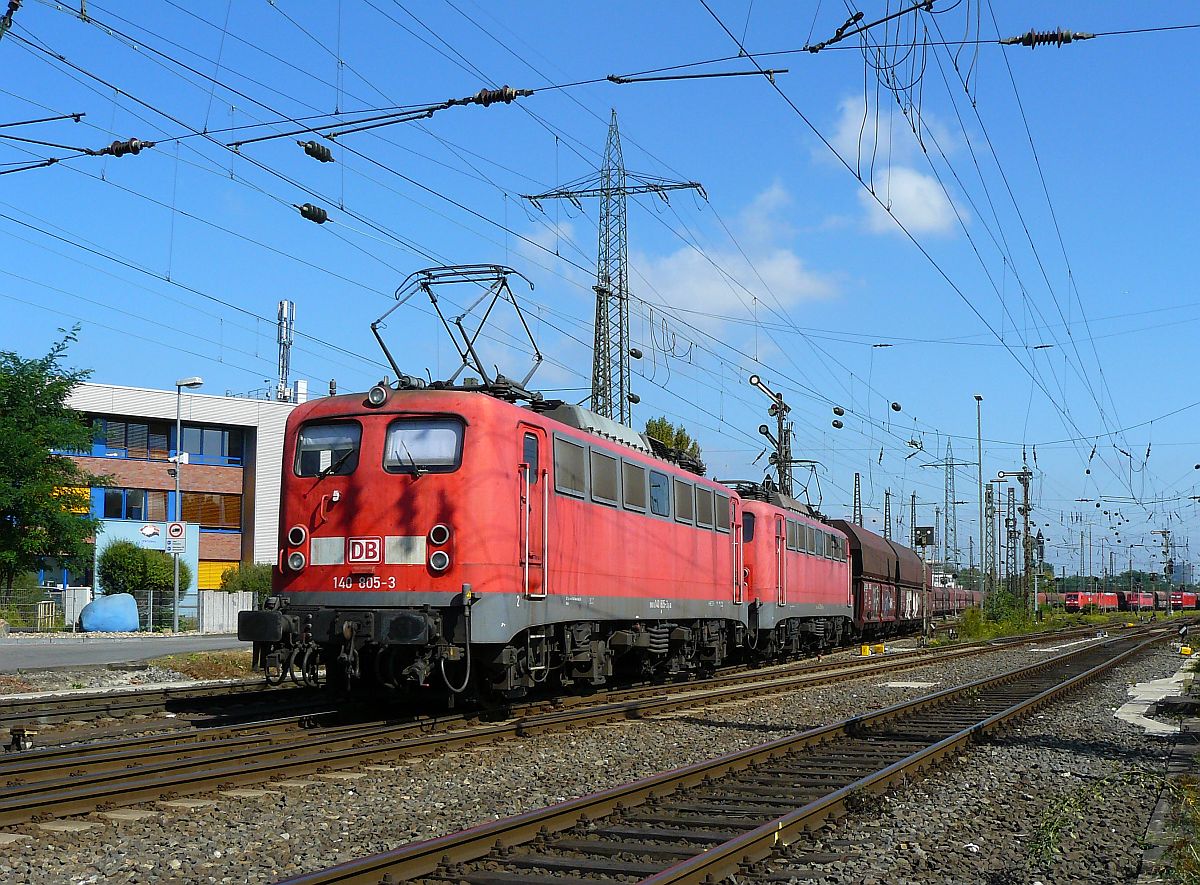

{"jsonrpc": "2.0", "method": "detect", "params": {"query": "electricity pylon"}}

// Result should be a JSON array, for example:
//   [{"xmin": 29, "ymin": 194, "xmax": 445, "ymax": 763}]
[{"xmin": 523, "ymin": 111, "xmax": 703, "ymax": 424}]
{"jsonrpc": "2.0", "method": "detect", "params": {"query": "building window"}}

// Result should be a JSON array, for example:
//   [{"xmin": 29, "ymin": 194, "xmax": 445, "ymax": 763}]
[
  {"xmin": 553, "ymin": 438, "xmax": 586, "ymax": 498},
  {"xmin": 101, "ymin": 488, "xmax": 167, "ymax": 521},
  {"xmin": 181, "ymin": 425, "xmax": 243, "ymax": 466},
  {"xmin": 93, "ymin": 417, "xmax": 171, "ymax": 460},
  {"xmin": 649, "ymin": 471, "xmax": 670, "ymax": 517},
  {"xmin": 622, "ymin": 461, "xmax": 647, "ymax": 512},
  {"xmin": 181, "ymin": 492, "xmax": 241, "ymax": 530},
  {"xmin": 590, "ymin": 450, "xmax": 618, "ymax": 506}
]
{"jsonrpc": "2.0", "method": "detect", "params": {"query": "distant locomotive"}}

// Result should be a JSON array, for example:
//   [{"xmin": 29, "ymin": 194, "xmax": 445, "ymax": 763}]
[{"xmin": 239, "ymin": 379, "xmax": 973, "ymax": 695}]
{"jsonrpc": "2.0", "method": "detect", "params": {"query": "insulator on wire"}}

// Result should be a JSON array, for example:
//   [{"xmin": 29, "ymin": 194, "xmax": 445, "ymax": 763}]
[
  {"xmin": 298, "ymin": 203, "xmax": 329, "ymax": 224},
  {"xmin": 454, "ymin": 86, "xmax": 534, "ymax": 108},
  {"xmin": 298, "ymin": 140, "xmax": 334, "ymax": 163},
  {"xmin": 1000, "ymin": 28, "xmax": 1094, "ymax": 49},
  {"xmin": 100, "ymin": 137, "xmax": 152, "ymax": 158}
]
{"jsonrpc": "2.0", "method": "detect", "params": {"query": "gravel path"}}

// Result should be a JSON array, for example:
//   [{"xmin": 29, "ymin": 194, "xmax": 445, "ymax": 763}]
[{"xmin": 0, "ymin": 637, "xmax": 1174, "ymax": 884}]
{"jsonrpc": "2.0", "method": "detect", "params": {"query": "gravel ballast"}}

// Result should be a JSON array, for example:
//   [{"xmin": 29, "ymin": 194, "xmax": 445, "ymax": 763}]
[{"xmin": 0, "ymin": 637, "xmax": 1179, "ymax": 884}]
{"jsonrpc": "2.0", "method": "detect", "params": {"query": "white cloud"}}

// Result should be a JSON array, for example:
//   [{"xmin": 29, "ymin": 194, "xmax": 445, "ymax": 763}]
[
  {"xmin": 630, "ymin": 184, "xmax": 835, "ymax": 329},
  {"xmin": 859, "ymin": 166, "xmax": 961, "ymax": 235},
  {"xmin": 826, "ymin": 95, "xmax": 963, "ymax": 237}
]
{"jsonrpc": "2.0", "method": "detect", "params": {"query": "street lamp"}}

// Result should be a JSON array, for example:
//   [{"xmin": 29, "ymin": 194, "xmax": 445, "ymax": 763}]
[{"xmin": 173, "ymin": 376, "xmax": 203, "ymax": 632}]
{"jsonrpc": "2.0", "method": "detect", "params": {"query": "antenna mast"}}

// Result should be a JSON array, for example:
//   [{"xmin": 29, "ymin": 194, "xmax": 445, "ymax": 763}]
[{"xmin": 276, "ymin": 299, "xmax": 295, "ymax": 403}]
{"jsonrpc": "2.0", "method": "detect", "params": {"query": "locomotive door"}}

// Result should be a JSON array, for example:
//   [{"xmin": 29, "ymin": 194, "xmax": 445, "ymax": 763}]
[
  {"xmin": 731, "ymin": 498, "xmax": 745, "ymax": 604},
  {"xmin": 775, "ymin": 516, "xmax": 787, "ymax": 605},
  {"xmin": 519, "ymin": 426, "xmax": 548, "ymax": 599}
]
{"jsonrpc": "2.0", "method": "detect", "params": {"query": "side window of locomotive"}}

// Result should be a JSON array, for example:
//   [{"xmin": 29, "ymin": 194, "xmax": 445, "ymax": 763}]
[
  {"xmin": 742, "ymin": 511, "xmax": 756, "ymax": 541},
  {"xmin": 803, "ymin": 524, "xmax": 814, "ymax": 555},
  {"xmin": 383, "ymin": 418, "xmax": 464, "ymax": 474},
  {"xmin": 553, "ymin": 438, "xmax": 587, "ymax": 498},
  {"xmin": 714, "ymin": 492, "xmax": 730, "ymax": 533},
  {"xmin": 295, "ymin": 422, "xmax": 362, "ymax": 477},
  {"xmin": 786, "ymin": 521, "xmax": 799, "ymax": 551},
  {"xmin": 622, "ymin": 461, "xmax": 647, "ymax": 512},
  {"xmin": 522, "ymin": 433, "xmax": 539, "ymax": 483},
  {"xmin": 695, "ymin": 488, "xmax": 714, "ymax": 529},
  {"xmin": 590, "ymin": 450, "xmax": 619, "ymax": 506},
  {"xmin": 649, "ymin": 470, "xmax": 671, "ymax": 517},
  {"xmin": 673, "ymin": 478, "xmax": 694, "ymax": 524}
]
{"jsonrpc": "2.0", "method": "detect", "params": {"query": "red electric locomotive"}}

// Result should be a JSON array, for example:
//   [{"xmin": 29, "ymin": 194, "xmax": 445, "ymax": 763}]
[
  {"xmin": 1170, "ymin": 590, "xmax": 1198, "ymax": 610},
  {"xmin": 1064, "ymin": 591, "xmax": 1119, "ymax": 612},
  {"xmin": 238, "ymin": 379, "xmax": 873, "ymax": 695}
]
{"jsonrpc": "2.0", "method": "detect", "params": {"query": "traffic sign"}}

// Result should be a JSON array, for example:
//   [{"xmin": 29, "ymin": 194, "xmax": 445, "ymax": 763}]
[
  {"xmin": 166, "ymin": 538, "xmax": 185, "ymax": 554},
  {"xmin": 167, "ymin": 521, "xmax": 185, "ymax": 539}
]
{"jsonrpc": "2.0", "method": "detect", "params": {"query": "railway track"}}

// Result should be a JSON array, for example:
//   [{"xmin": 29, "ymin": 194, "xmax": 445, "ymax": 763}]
[
  {"xmin": 0, "ymin": 623, "xmax": 1126, "ymax": 828},
  {"xmin": 275, "ymin": 626, "xmax": 1169, "ymax": 885}
]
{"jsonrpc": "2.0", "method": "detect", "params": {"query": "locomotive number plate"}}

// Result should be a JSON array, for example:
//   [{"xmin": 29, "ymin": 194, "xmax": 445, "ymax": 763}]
[
  {"xmin": 347, "ymin": 536, "xmax": 383, "ymax": 563},
  {"xmin": 333, "ymin": 575, "xmax": 397, "ymax": 589}
]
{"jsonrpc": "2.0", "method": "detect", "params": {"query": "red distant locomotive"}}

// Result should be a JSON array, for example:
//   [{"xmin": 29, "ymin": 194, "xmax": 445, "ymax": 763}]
[
  {"xmin": 238, "ymin": 377, "xmax": 964, "ymax": 695},
  {"xmin": 1170, "ymin": 590, "xmax": 1198, "ymax": 610},
  {"xmin": 1064, "ymin": 591, "xmax": 1119, "ymax": 612}
]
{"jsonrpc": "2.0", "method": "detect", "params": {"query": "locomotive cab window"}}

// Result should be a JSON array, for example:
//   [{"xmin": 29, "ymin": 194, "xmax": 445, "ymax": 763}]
[
  {"xmin": 673, "ymin": 478, "xmax": 694, "ymax": 524},
  {"xmin": 742, "ymin": 511, "xmax": 755, "ymax": 542},
  {"xmin": 590, "ymin": 450, "xmax": 619, "ymax": 506},
  {"xmin": 622, "ymin": 461, "xmax": 647, "ymax": 512},
  {"xmin": 649, "ymin": 470, "xmax": 670, "ymax": 517},
  {"xmin": 383, "ymin": 418, "xmax": 464, "ymax": 474},
  {"xmin": 554, "ymin": 438, "xmax": 587, "ymax": 498},
  {"xmin": 522, "ymin": 433, "xmax": 539, "ymax": 483},
  {"xmin": 295, "ymin": 422, "xmax": 362, "ymax": 477},
  {"xmin": 695, "ymin": 488, "xmax": 714, "ymax": 528},
  {"xmin": 786, "ymin": 520, "xmax": 800, "ymax": 552}
]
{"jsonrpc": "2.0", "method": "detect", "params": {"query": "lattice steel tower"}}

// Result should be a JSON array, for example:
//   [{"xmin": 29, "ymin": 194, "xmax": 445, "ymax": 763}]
[
  {"xmin": 523, "ymin": 111, "xmax": 703, "ymax": 424},
  {"xmin": 944, "ymin": 440, "xmax": 958, "ymax": 568}
]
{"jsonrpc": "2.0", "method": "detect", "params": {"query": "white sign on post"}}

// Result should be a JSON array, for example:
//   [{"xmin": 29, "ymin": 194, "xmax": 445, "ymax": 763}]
[{"xmin": 166, "ymin": 521, "xmax": 186, "ymax": 553}]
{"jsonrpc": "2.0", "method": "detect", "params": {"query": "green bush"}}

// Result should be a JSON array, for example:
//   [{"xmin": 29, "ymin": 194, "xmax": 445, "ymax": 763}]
[
  {"xmin": 220, "ymin": 562, "xmax": 273, "ymax": 603},
  {"xmin": 97, "ymin": 540, "xmax": 192, "ymax": 620}
]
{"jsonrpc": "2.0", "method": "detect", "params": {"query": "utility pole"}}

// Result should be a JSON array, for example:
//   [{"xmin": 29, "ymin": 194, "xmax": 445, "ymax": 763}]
[
  {"xmin": 921, "ymin": 447, "xmax": 974, "ymax": 568},
  {"xmin": 984, "ymin": 484, "xmax": 996, "ymax": 594},
  {"xmin": 853, "ymin": 472, "xmax": 863, "ymax": 525},
  {"xmin": 1152, "ymin": 529, "xmax": 1172, "ymax": 615},
  {"xmin": 910, "ymin": 492, "xmax": 917, "ymax": 549},
  {"xmin": 523, "ymin": 111, "xmax": 703, "ymax": 424},
  {"xmin": 884, "ymin": 489, "xmax": 892, "ymax": 541},
  {"xmin": 1006, "ymin": 488, "xmax": 1018, "ymax": 599}
]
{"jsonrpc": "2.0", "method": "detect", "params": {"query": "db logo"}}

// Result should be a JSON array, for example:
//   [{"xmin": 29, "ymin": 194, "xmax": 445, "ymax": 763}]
[{"xmin": 347, "ymin": 537, "xmax": 382, "ymax": 564}]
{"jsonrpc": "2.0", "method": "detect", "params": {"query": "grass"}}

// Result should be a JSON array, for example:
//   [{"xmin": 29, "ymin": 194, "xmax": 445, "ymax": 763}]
[
  {"xmin": 950, "ymin": 606, "xmax": 1168, "ymax": 643},
  {"xmin": 1166, "ymin": 774, "xmax": 1200, "ymax": 883},
  {"xmin": 147, "ymin": 649, "xmax": 256, "ymax": 681}
]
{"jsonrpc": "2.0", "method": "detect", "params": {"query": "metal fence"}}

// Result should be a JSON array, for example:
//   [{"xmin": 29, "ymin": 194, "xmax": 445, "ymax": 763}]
[{"xmin": 0, "ymin": 587, "xmax": 240, "ymax": 633}]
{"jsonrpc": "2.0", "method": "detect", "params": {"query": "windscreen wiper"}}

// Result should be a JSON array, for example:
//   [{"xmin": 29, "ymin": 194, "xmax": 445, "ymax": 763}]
[{"xmin": 316, "ymin": 448, "xmax": 354, "ymax": 481}]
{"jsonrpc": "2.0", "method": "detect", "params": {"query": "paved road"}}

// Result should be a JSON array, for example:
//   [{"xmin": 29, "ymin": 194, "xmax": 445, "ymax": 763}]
[{"xmin": 0, "ymin": 634, "xmax": 245, "ymax": 673}]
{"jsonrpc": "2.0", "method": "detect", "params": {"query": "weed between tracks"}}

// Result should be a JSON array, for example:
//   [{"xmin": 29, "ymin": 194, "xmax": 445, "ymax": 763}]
[
  {"xmin": 1166, "ymin": 773, "xmax": 1200, "ymax": 884},
  {"xmin": 1028, "ymin": 772, "xmax": 1135, "ymax": 862},
  {"xmin": 147, "ymin": 650, "xmax": 255, "ymax": 681}
]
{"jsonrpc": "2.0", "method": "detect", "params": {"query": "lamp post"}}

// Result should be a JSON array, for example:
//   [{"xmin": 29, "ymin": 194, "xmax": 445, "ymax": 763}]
[
  {"xmin": 173, "ymin": 376, "xmax": 203, "ymax": 632},
  {"xmin": 974, "ymin": 395, "xmax": 984, "ymax": 601}
]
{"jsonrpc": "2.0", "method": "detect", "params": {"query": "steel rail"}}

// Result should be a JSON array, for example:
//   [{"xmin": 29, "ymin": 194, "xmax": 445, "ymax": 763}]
[
  {"xmin": 273, "ymin": 629, "xmax": 1167, "ymax": 885},
  {"xmin": 0, "ymin": 625, "xmax": 1108, "ymax": 825}
]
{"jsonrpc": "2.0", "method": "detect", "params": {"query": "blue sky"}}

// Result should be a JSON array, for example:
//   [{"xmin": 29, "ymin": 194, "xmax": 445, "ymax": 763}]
[{"xmin": 3, "ymin": 1, "xmax": 1198, "ymax": 578}]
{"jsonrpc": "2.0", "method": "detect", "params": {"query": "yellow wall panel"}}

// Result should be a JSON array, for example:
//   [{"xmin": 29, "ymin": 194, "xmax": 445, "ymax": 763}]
[{"xmin": 198, "ymin": 559, "xmax": 236, "ymax": 590}]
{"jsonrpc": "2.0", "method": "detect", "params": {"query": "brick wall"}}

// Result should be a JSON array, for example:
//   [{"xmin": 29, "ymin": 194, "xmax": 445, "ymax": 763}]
[
  {"xmin": 200, "ymin": 533, "xmax": 242, "ymax": 560},
  {"xmin": 72, "ymin": 456, "xmax": 243, "ymax": 495}
]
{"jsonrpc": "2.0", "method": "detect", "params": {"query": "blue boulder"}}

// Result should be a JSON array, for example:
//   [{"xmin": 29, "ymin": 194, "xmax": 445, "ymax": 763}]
[{"xmin": 79, "ymin": 593, "xmax": 140, "ymax": 632}]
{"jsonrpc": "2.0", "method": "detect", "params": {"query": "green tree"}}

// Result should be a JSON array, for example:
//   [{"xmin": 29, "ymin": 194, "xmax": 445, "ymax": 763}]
[
  {"xmin": 644, "ymin": 416, "xmax": 702, "ymax": 460},
  {"xmin": 220, "ymin": 562, "xmax": 273, "ymax": 603},
  {"xmin": 0, "ymin": 329, "xmax": 103, "ymax": 595}
]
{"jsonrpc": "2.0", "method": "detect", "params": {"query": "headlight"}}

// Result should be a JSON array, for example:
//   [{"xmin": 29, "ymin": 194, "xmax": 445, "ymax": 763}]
[
  {"xmin": 367, "ymin": 384, "xmax": 388, "ymax": 407},
  {"xmin": 287, "ymin": 525, "xmax": 307, "ymax": 546},
  {"xmin": 429, "ymin": 550, "xmax": 450, "ymax": 572},
  {"xmin": 287, "ymin": 551, "xmax": 306, "ymax": 571},
  {"xmin": 429, "ymin": 524, "xmax": 450, "ymax": 546}
]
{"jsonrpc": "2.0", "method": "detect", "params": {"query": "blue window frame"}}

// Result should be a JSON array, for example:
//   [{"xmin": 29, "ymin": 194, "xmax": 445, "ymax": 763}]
[{"xmin": 180, "ymin": 424, "xmax": 244, "ymax": 466}]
